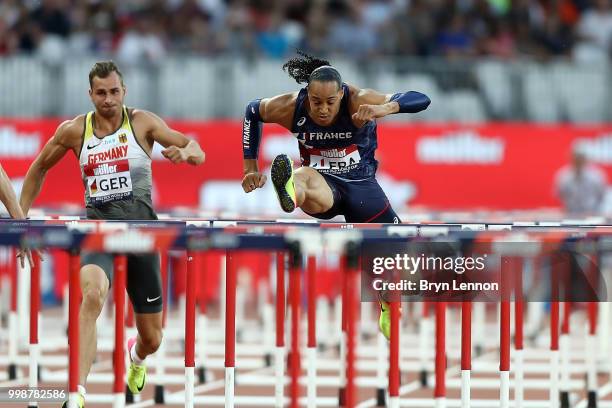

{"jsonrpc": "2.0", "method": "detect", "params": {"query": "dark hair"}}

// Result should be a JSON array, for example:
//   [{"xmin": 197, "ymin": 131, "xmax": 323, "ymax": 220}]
[
  {"xmin": 89, "ymin": 60, "xmax": 124, "ymax": 88},
  {"xmin": 282, "ymin": 50, "xmax": 342, "ymax": 88}
]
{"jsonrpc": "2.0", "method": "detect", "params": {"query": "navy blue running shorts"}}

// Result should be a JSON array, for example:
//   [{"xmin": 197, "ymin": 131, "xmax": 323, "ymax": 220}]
[{"xmin": 305, "ymin": 174, "xmax": 401, "ymax": 223}]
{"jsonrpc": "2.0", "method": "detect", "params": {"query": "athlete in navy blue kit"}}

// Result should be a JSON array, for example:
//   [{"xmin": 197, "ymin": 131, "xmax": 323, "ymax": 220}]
[{"xmin": 241, "ymin": 51, "xmax": 430, "ymax": 223}]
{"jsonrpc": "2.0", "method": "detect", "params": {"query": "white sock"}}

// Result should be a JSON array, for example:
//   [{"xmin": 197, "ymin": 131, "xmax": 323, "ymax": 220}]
[
  {"xmin": 77, "ymin": 384, "xmax": 86, "ymax": 397},
  {"xmin": 130, "ymin": 342, "xmax": 145, "ymax": 366}
]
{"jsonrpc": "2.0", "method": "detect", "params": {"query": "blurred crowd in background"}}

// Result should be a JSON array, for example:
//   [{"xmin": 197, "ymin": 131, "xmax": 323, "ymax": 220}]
[{"xmin": 0, "ymin": 0, "xmax": 611, "ymax": 64}]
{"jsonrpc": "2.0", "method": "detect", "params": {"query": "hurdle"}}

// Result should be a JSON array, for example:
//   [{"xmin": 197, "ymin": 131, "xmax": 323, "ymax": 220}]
[
  {"xmin": 307, "ymin": 254, "xmax": 318, "ymax": 408},
  {"xmin": 586, "ymin": 302, "xmax": 598, "ymax": 408},
  {"xmin": 67, "ymin": 250, "xmax": 80, "ymax": 408},
  {"xmin": 154, "ymin": 251, "xmax": 170, "ymax": 403},
  {"xmin": 500, "ymin": 260, "xmax": 511, "ymax": 408},
  {"xmin": 0, "ymin": 221, "xmax": 189, "ymax": 407},
  {"xmin": 551, "ymin": 299, "xmax": 561, "ymax": 408},
  {"xmin": 461, "ymin": 300, "xmax": 471, "ymax": 408},
  {"xmin": 514, "ymin": 257, "xmax": 525, "ymax": 408},
  {"xmin": 434, "ymin": 302, "xmax": 446, "ymax": 408},
  {"xmin": 113, "ymin": 255, "xmax": 127, "ymax": 408},
  {"xmin": 288, "ymin": 241, "xmax": 301, "ymax": 408},
  {"xmin": 560, "ymin": 301, "xmax": 572, "ymax": 408},
  {"xmin": 275, "ymin": 251, "xmax": 286, "ymax": 408},
  {"xmin": 366, "ymin": 222, "xmax": 611, "ymax": 407},
  {"xmin": 8, "ymin": 246, "xmax": 18, "ymax": 380},
  {"xmin": 1, "ymin": 219, "xmax": 612, "ymax": 408}
]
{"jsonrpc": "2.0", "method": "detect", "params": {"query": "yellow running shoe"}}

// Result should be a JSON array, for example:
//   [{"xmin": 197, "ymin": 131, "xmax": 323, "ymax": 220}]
[
  {"xmin": 127, "ymin": 337, "xmax": 147, "ymax": 394},
  {"xmin": 271, "ymin": 154, "xmax": 297, "ymax": 213},
  {"xmin": 61, "ymin": 394, "xmax": 84, "ymax": 408},
  {"xmin": 379, "ymin": 300, "xmax": 391, "ymax": 340}
]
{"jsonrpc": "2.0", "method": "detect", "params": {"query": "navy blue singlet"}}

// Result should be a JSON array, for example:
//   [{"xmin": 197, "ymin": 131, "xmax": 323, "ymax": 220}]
[
  {"xmin": 290, "ymin": 83, "xmax": 400, "ymax": 223},
  {"xmin": 291, "ymin": 83, "xmax": 378, "ymax": 180}
]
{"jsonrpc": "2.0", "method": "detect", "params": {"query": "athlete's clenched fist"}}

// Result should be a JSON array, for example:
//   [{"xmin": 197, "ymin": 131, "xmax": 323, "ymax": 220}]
[{"xmin": 242, "ymin": 172, "xmax": 267, "ymax": 193}]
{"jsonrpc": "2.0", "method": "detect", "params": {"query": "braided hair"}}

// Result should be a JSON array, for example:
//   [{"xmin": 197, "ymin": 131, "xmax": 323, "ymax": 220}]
[{"xmin": 282, "ymin": 50, "xmax": 342, "ymax": 88}]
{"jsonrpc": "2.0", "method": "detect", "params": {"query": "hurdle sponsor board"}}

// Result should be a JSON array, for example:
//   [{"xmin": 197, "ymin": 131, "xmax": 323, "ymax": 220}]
[{"xmin": 1, "ymin": 119, "xmax": 612, "ymax": 211}]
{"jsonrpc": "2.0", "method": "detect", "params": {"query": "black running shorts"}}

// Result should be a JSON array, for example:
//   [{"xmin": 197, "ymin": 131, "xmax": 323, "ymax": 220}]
[
  {"xmin": 81, "ymin": 198, "xmax": 162, "ymax": 314},
  {"xmin": 80, "ymin": 251, "xmax": 163, "ymax": 314}
]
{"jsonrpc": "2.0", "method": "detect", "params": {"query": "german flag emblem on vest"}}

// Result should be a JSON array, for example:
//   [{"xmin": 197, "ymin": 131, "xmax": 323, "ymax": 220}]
[
  {"xmin": 90, "ymin": 179, "xmax": 98, "ymax": 194},
  {"xmin": 119, "ymin": 133, "xmax": 127, "ymax": 144}
]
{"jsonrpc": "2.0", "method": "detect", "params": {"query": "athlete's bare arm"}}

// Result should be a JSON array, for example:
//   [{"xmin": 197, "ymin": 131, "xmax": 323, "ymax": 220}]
[
  {"xmin": 20, "ymin": 117, "xmax": 84, "ymax": 216},
  {"xmin": 346, "ymin": 85, "xmax": 399, "ymax": 126},
  {"xmin": 3, "ymin": 162, "xmax": 33, "ymax": 267},
  {"xmin": 132, "ymin": 110, "xmax": 205, "ymax": 165},
  {"xmin": 0, "ymin": 164, "xmax": 26, "ymax": 219},
  {"xmin": 259, "ymin": 92, "xmax": 299, "ymax": 130},
  {"xmin": 350, "ymin": 84, "xmax": 431, "ymax": 125},
  {"xmin": 242, "ymin": 92, "xmax": 297, "ymax": 192}
]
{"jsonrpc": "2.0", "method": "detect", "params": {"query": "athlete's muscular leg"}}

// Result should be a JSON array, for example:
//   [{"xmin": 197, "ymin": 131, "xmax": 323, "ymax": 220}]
[
  {"xmin": 134, "ymin": 312, "xmax": 163, "ymax": 359},
  {"xmin": 134, "ymin": 312, "xmax": 163, "ymax": 358},
  {"xmin": 294, "ymin": 167, "xmax": 334, "ymax": 214},
  {"xmin": 79, "ymin": 265, "xmax": 109, "ymax": 385}
]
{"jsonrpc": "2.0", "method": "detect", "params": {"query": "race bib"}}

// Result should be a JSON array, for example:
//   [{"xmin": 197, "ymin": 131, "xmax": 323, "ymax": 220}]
[
  {"xmin": 308, "ymin": 145, "xmax": 361, "ymax": 172},
  {"xmin": 83, "ymin": 159, "xmax": 133, "ymax": 206}
]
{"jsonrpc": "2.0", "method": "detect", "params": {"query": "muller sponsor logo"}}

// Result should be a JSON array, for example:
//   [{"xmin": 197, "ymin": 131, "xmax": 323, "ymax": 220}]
[
  {"xmin": 574, "ymin": 133, "xmax": 612, "ymax": 163},
  {"xmin": 0, "ymin": 126, "xmax": 41, "ymax": 157},
  {"xmin": 319, "ymin": 148, "xmax": 347, "ymax": 158},
  {"xmin": 93, "ymin": 163, "xmax": 118, "ymax": 176},
  {"xmin": 416, "ymin": 130, "xmax": 505, "ymax": 164}
]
